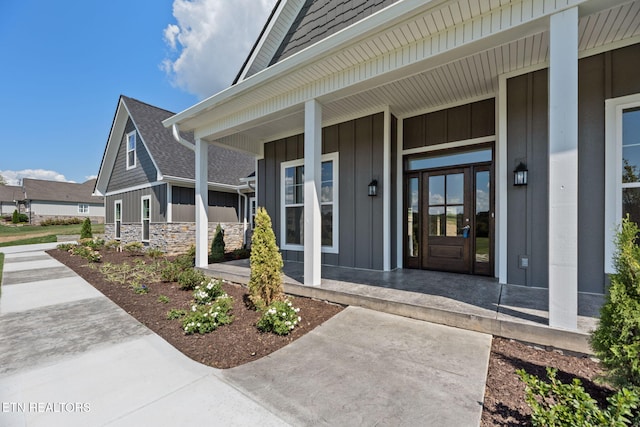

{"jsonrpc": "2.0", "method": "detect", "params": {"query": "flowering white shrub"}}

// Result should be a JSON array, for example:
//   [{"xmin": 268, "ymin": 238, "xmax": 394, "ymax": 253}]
[
  {"xmin": 182, "ymin": 294, "xmax": 234, "ymax": 335},
  {"xmin": 193, "ymin": 279, "xmax": 223, "ymax": 304},
  {"xmin": 256, "ymin": 299, "xmax": 301, "ymax": 335}
]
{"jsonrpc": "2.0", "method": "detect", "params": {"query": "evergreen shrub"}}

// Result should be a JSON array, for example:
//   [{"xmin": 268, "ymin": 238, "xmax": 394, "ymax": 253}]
[
  {"xmin": 209, "ymin": 224, "xmax": 225, "ymax": 262},
  {"xmin": 248, "ymin": 207, "xmax": 283, "ymax": 309},
  {"xmin": 80, "ymin": 218, "xmax": 93, "ymax": 239}
]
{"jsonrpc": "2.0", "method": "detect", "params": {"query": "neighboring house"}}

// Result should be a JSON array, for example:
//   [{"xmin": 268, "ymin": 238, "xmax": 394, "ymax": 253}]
[
  {"xmin": 20, "ymin": 178, "xmax": 104, "ymax": 225},
  {"xmin": 0, "ymin": 185, "xmax": 25, "ymax": 217},
  {"xmin": 163, "ymin": 0, "xmax": 640, "ymax": 330},
  {"xmin": 94, "ymin": 96, "xmax": 255, "ymax": 254}
]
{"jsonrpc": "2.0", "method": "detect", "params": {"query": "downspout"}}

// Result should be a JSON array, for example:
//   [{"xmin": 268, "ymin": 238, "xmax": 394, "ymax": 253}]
[{"xmin": 171, "ymin": 124, "xmax": 195, "ymax": 151}]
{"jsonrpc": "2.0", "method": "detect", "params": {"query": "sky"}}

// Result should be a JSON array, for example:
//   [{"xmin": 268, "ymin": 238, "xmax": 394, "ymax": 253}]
[{"xmin": 0, "ymin": 0, "xmax": 277, "ymax": 186}]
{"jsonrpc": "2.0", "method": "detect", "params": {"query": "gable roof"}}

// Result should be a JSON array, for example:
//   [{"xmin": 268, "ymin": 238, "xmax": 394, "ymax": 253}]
[
  {"xmin": 94, "ymin": 96, "xmax": 255, "ymax": 196},
  {"xmin": 0, "ymin": 185, "xmax": 23, "ymax": 203},
  {"xmin": 235, "ymin": 0, "xmax": 399, "ymax": 82},
  {"xmin": 22, "ymin": 179, "xmax": 102, "ymax": 204}
]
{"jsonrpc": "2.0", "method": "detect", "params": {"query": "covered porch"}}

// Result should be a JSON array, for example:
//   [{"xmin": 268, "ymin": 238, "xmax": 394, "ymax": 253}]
[{"xmin": 201, "ymin": 260, "xmax": 603, "ymax": 354}]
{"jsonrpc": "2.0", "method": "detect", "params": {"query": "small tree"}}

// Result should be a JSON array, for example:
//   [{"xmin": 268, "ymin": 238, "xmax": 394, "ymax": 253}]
[
  {"xmin": 12, "ymin": 209, "xmax": 19, "ymax": 224},
  {"xmin": 248, "ymin": 207, "xmax": 283, "ymax": 309},
  {"xmin": 210, "ymin": 224, "xmax": 225, "ymax": 262},
  {"xmin": 591, "ymin": 216, "xmax": 640, "ymax": 390},
  {"xmin": 80, "ymin": 218, "xmax": 93, "ymax": 239}
]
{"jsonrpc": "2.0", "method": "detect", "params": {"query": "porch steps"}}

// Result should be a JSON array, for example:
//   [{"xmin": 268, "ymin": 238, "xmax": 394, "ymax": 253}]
[{"xmin": 200, "ymin": 263, "xmax": 599, "ymax": 355}]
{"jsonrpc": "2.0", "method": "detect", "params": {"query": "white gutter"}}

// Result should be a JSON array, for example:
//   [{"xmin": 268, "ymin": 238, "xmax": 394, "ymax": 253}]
[{"xmin": 172, "ymin": 124, "xmax": 195, "ymax": 151}]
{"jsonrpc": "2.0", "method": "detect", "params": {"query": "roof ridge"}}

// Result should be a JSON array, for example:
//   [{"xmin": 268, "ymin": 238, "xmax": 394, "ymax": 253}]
[{"xmin": 121, "ymin": 95, "xmax": 177, "ymax": 116}]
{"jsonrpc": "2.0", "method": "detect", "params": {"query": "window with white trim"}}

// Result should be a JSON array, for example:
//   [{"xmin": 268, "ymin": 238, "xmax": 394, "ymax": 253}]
[
  {"xmin": 78, "ymin": 204, "xmax": 89, "ymax": 214},
  {"xmin": 141, "ymin": 196, "xmax": 150, "ymax": 242},
  {"xmin": 126, "ymin": 131, "xmax": 136, "ymax": 169},
  {"xmin": 281, "ymin": 152, "xmax": 338, "ymax": 253},
  {"xmin": 605, "ymin": 93, "xmax": 640, "ymax": 273},
  {"xmin": 114, "ymin": 200, "xmax": 122, "ymax": 240}
]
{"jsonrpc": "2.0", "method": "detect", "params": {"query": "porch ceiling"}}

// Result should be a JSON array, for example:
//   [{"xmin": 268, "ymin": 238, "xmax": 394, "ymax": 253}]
[{"xmin": 202, "ymin": 0, "xmax": 640, "ymax": 153}]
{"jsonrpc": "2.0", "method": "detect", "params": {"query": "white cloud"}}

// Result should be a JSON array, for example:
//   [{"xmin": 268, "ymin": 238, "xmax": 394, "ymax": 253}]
[
  {"xmin": 162, "ymin": 0, "xmax": 277, "ymax": 99},
  {"xmin": 0, "ymin": 169, "xmax": 71, "ymax": 186}
]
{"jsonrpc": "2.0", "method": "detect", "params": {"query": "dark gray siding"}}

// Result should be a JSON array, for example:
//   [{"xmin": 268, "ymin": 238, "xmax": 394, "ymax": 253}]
[
  {"xmin": 403, "ymin": 99, "xmax": 495, "ymax": 149},
  {"xmin": 106, "ymin": 119, "xmax": 158, "ymax": 193},
  {"xmin": 171, "ymin": 186, "xmax": 242, "ymax": 222},
  {"xmin": 105, "ymin": 185, "xmax": 167, "ymax": 224},
  {"xmin": 506, "ymin": 70, "xmax": 549, "ymax": 289},
  {"xmin": 506, "ymin": 43, "xmax": 640, "ymax": 293},
  {"xmin": 259, "ymin": 113, "xmax": 385, "ymax": 270}
]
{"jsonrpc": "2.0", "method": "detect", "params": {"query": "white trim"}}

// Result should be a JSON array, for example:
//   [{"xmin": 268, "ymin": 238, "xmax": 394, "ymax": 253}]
[
  {"xmin": 166, "ymin": 183, "xmax": 172, "ymax": 223},
  {"xmin": 126, "ymin": 131, "xmax": 136, "ymax": 170},
  {"xmin": 280, "ymin": 152, "xmax": 339, "ymax": 254},
  {"xmin": 383, "ymin": 107, "xmax": 392, "ymax": 271},
  {"xmin": 77, "ymin": 203, "xmax": 89, "ymax": 214},
  {"xmin": 605, "ymin": 93, "xmax": 640, "ymax": 273},
  {"xmin": 104, "ymin": 181, "xmax": 166, "ymax": 197},
  {"xmin": 114, "ymin": 199, "xmax": 122, "ymax": 240},
  {"xmin": 402, "ymin": 135, "xmax": 496, "ymax": 156},
  {"xmin": 141, "ymin": 195, "xmax": 151, "ymax": 243},
  {"xmin": 497, "ymin": 76, "xmax": 508, "ymax": 284}
]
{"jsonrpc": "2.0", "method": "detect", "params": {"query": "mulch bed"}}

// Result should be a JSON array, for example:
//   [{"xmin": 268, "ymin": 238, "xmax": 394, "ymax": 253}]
[{"xmin": 47, "ymin": 247, "xmax": 615, "ymax": 425}]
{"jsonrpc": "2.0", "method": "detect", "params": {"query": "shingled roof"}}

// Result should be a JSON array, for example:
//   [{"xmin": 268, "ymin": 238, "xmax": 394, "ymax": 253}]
[
  {"xmin": 22, "ymin": 179, "xmax": 102, "ymax": 204},
  {"xmin": 0, "ymin": 185, "xmax": 23, "ymax": 203},
  {"xmin": 236, "ymin": 0, "xmax": 399, "ymax": 82},
  {"xmin": 114, "ymin": 96, "xmax": 254, "ymax": 186}
]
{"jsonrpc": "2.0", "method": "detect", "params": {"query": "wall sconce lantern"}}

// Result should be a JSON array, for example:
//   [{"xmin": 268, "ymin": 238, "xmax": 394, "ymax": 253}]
[
  {"xmin": 513, "ymin": 162, "xmax": 528, "ymax": 186},
  {"xmin": 368, "ymin": 179, "xmax": 378, "ymax": 196}
]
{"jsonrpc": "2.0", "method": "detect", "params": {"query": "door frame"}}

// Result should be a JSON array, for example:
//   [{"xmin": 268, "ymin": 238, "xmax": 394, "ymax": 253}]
[{"xmin": 403, "ymin": 144, "xmax": 494, "ymax": 276}]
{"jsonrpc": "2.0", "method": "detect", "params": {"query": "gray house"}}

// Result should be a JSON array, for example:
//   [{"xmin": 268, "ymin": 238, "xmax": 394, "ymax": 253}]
[
  {"xmin": 163, "ymin": 0, "xmax": 640, "ymax": 331},
  {"xmin": 21, "ymin": 178, "xmax": 104, "ymax": 225},
  {"xmin": 94, "ymin": 96, "xmax": 255, "ymax": 254},
  {"xmin": 0, "ymin": 185, "xmax": 25, "ymax": 217}
]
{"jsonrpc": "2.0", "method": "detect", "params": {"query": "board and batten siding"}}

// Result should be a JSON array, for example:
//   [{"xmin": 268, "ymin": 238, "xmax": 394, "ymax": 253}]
[
  {"xmin": 106, "ymin": 119, "xmax": 158, "ymax": 193},
  {"xmin": 171, "ymin": 186, "xmax": 244, "ymax": 223},
  {"xmin": 506, "ymin": 43, "xmax": 640, "ymax": 294},
  {"xmin": 105, "ymin": 185, "xmax": 167, "ymax": 224},
  {"xmin": 259, "ymin": 112, "xmax": 386, "ymax": 270}
]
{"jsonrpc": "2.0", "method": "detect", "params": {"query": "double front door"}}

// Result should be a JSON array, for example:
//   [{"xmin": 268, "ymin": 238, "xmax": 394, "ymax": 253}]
[{"xmin": 405, "ymin": 164, "xmax": 493, "ymax": 275}]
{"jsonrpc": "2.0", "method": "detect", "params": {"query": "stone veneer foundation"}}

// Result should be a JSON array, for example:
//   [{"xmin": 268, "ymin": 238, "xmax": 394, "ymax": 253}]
[{"xmin": 104, "ymin": 222, "xmax": 247, "ymax": 255}]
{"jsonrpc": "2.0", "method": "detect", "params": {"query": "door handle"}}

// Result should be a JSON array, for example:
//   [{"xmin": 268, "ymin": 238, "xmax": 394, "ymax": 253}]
[{"xmin": 462, "ymin": 225, "xmax": 471, "ymax": 238}]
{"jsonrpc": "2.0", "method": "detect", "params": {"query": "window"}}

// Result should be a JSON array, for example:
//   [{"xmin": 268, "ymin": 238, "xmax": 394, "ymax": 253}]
[
  {"xmin": 126, "ymin": 131, "xmax": 136, "ymax": 169},
  {"xmin": 281, "ymin": 152, "xmax": 338, "ymax": 253},
  {"xmin": 605, "ymin": 94, "xmax": 640, "ymax": 273},
  {"xmin": 114, "ymin": 200, "xmax": 122, "ymax": 240},
  {"xmin": 141, "ymin": 196, "xmax": 150, "ymax": 242},
  {"xmin": 78, "ymin": 204, "xmax": 89, "ymax": 214},
  {"xmin": 249, "ymin": 197, "xmax": 257, "ymax": 229}
]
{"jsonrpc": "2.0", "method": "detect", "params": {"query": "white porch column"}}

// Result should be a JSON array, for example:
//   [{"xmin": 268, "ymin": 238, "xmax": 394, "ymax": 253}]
[
  {"xmin": 548, "ymin": 7, "xmax": 578, "ymax": 330},
  {"xmin": 497, "ymin": 76, "xmax": 508, "ymax": 284},
  {"xmin": 304, "ymin": 99, "xmax": 322, "ymax": 286},
  {"xmin": 195, "ymin": 138, "xmax": 209, "ymax": 268},
  {"xmin": 383, "ymin": 107, "xmax": 392, "ymax": 271}
]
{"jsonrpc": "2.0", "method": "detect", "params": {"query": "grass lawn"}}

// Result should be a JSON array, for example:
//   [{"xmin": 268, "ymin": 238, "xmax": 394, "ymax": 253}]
[{"xmin": 0, "ymin": 223, "xmax": 105, "ymax": 248}]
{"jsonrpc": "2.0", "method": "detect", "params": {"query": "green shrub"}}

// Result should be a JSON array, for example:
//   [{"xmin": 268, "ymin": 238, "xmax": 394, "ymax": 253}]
[
  {"xmin": 174, "ymin": 246, "xmax": 195, "ymax": 270},
  {"xmin": 248, "ymin": 207, "xmax": 284, "ymax": 309},
  {"xmin": 157, "ymin": 295, "xmax": 170, "ymax": 304},
  {"xmin": 132, "ymin": 283, "xmax": 149, "ymax": 294},
  {"xmin": 146, "ymin": 247, "xmax": 164, "ymax": 259},
  {"xmin": 518, "ymin": 367, "xmax": 639, "ymax": 426},
  {"xmin": 123, "ymin": 241, "xmax": 144, "ymax": 254},
  {"xmin": 209, "ymin": 224, "xmax": 225, "ymax": 263},
  {"xmin": 167, "ymin": 308, "xmax": 186, "ymax": 320},
  {"xmin": 79, "ymin": 237, "xmax": 104, "ymax": 250},
  {"xmin": 57, "ymin": 243, "xmax": 75, "ymax": 251},
  {"xmin": 193, "ymin": 278, "xmax": 223, "ymax": 304},
  {"xmin": 40, "ymin": 217, "xmax": 83, "ymax": 226},
  {"xmin": 12, "ymin": 209, "xmax": 18, "ymax": 224},
  {"xmin": 177, "ymin": 268, "xmax": 207, "ymax": 291},
  {"xmin": 257, "ymin": 299, "xmax": 301, "ymax": 335},
  {"xmin": 18, "ymin": 213, "xmax": 28, "ymax": 223},
  {"xmin": 70, "ymin": 245, "xmax": 101, "ymax": 263},
  {"xmin": 160, "ymin": 260, "xmax": 183, "ymax": 282},
  {"xmin": 80, "ymin": 218, "xmax": 92, "ymax": 239},
  {"xmin": 104, "ymin": 240, "xmax": 120, "ymax": 251},
  {"xmin": 232, "ymin": 247, "xmax": 251, "ymax": 259},
  {"xmin": 592, "ymin": 217, "xmax": 640, "ymax": 390},
  {"xmin": 182, "ymin": 294, "xmax": 234, "ymax": 334}
]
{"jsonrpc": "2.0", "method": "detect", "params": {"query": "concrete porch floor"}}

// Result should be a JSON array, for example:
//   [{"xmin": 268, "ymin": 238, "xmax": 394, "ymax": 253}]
[{"xmin": 201, "ymin": 260, "xmax": 604, "ymax": 354}]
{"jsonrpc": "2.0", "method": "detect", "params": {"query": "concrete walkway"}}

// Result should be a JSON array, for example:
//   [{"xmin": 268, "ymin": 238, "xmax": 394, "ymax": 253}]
[{"xmin": 0, "ymin": 243, "xmax": 491, "ymax": 426}]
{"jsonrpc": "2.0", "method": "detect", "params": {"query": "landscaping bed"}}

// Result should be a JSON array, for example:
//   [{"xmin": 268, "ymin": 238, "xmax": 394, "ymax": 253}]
[{"xmin": 47, "ymin": 247, "xmax": 613, "ymax": 425}]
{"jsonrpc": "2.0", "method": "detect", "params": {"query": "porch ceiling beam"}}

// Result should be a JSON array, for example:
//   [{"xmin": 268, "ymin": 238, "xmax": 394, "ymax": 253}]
[{"xmin": 180, "ymin": 0, "xmax": 605, "ymax": 144}]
